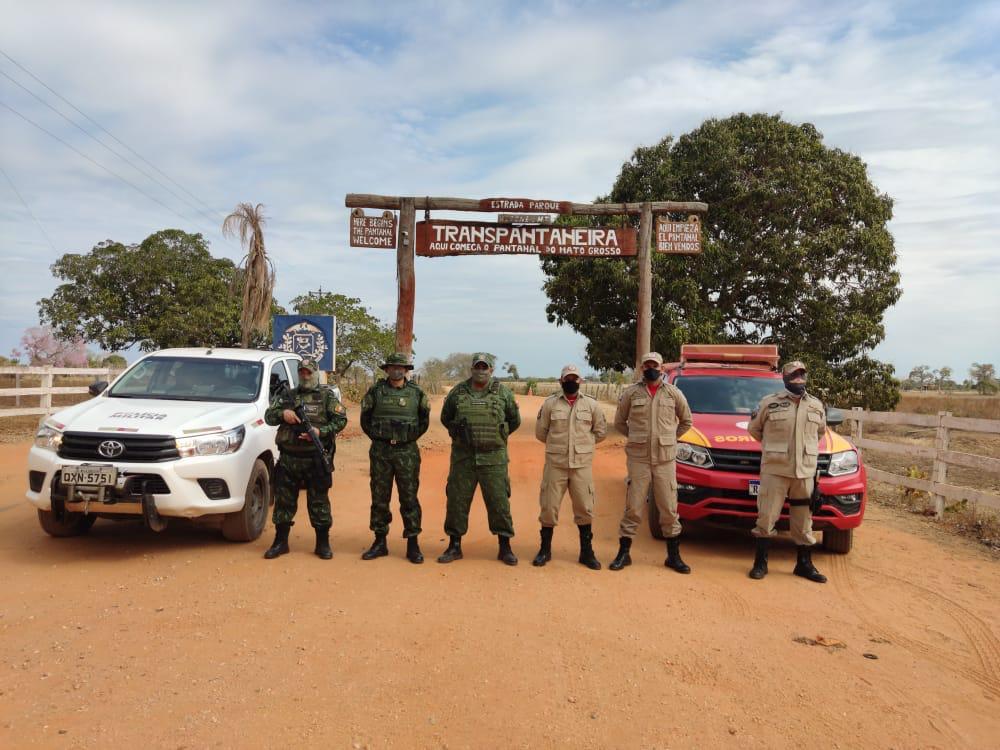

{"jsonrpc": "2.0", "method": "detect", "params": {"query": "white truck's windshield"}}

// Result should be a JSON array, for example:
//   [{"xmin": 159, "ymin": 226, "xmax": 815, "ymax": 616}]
[
  {"xmin": 674, "ymin": 375, "xmax": 783, "ymax": 414},
  {"xmin": 108, "ymin": 357, "xmax": 263, "ymax": 403}
]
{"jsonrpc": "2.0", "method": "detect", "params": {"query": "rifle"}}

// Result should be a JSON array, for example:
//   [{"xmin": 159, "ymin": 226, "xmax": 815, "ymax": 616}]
[{"xmin": 276, "ymin": 383, "xmax": 333, "ymax": 483}]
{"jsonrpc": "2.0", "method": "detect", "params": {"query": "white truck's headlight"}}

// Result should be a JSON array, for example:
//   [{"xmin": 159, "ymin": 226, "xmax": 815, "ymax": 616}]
[
  {"xmin": 676, "ymin": 442, "xmax": 713, "ymax": 468},
  {"xmin": 34, "ymin": 425, "xmax": 63, "ymax": 452},
  {"xmin": 176, "ymin": 426, "xmax": 245, "ymax": 457},
  {"xmin": 827, "ymin": 450, "xmax": 859, "ymax": 476}
]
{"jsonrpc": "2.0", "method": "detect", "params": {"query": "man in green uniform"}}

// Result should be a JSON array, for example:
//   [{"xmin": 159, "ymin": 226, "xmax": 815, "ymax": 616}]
[
  {"xmin": 359, "ymin": 352, "xmax": 431, "ymax": 564},
  {"xmin": 262, "ymin": 359, "xmax": 348, "ymax": 560},
  {"xmin": 746, "ymin": 361, "xmax": 828, "ymax": 583},
  {"xmin": 438, "ymin": 353, "xmax": 521, "ymax": 565}
]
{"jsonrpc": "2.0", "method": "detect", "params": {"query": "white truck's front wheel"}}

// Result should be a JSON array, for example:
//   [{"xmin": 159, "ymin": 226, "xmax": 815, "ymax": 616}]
[
  {"xmin": 37, "ymin": 509, "xmax": 97, "ymax": 537},
  {"xmin": 221, "ymin": 459, "xmax": 271, "ymax": 542}
]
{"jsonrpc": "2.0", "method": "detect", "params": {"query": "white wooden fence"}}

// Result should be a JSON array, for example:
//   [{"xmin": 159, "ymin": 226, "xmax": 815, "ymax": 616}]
[
  {"xmin": 845, "ymin": 408, "xmax": 1000, "ymax": 516},
  {"xmin": 0, "ymin": 366, "xmax": 123, "ymax": 419}
]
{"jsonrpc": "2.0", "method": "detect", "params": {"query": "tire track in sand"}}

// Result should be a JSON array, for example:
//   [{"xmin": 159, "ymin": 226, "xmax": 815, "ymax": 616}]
[{"xmin": 829, "ymin": 555, "xmax": 1000, "ymax": 699}]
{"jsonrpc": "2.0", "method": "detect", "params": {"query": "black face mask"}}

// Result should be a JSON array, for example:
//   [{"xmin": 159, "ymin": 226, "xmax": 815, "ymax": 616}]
[
  {"xmin": 643, "ymin": 368, "xmax": 661, "ymax": 382},
  {"xmin": 561, "ymin": 380, "xmax": 580, "ymax": 395},
  {"xmin": 783, "ymin": 376, "xmax": 806, "ymax": 396}
]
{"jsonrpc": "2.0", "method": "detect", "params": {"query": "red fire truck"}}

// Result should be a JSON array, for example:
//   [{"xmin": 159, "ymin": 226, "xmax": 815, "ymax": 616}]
[{"xmin": 650, "ymin": 345, "xmax": 866, "ymax": 553}]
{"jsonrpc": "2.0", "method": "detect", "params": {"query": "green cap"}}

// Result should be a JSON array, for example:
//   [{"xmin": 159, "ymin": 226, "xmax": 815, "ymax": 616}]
[
  {"xmin": 298, "ymin": 359, "xmax": 319, "ymax": 373},
  {"xmin": 381, "ymin": 352, "xmax": 414, "ymax": 370},
  {"xmin": 471, "ymin": 352, "xmax": 495, "ymax": 367}
]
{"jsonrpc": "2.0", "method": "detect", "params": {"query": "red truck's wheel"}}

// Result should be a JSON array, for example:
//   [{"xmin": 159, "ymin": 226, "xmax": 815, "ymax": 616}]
[{"xmin": 822, "ymin": 527, "xmax": 853, "ymax": 554}]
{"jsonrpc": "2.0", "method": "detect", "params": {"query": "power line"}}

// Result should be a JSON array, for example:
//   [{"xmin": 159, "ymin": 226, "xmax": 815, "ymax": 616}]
[
  {"xmin": 1, "ymin": 99, "xmax": 202, "ymax": 227},
  {"xmin": 0, "ymin": 47, "xmax": 224, "ymax": 224},
  {"xmin": 0, "ymin": 68, "xmax": 224, "ymax": 230},
  {"xmin": 0, "ymin": 164, "xmax": 58, "ymax": 253}
]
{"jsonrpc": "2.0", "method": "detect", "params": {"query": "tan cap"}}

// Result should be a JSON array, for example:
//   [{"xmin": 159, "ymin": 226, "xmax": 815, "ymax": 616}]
[
  {"xmin": 560, "ymin": 364, "xmax": 581, "ymax": 380},
  {"xmin": 640, "ymin": 352, "xmax": 664, "ymax": 366},
  {"xmin": 782, "ymin": 360, "xmax": 807, "ymax": 376}
]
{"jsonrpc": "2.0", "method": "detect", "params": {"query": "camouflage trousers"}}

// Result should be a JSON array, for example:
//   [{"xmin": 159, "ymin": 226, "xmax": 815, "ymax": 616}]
[
  {"xmin": 272, "ymin": 452, "xmax": 333, "ymax": 528},
  {"xmin": 369, "ymin": 440, "xmax": 422, "ymax": 538},
  {"xmin": 444, "ymin": 456, "xmax": 514, "ymax": 538}
]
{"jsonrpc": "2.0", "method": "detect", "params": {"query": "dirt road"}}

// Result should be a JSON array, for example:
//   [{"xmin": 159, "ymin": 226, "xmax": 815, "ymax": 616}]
[{"xmin": 2, "ymin": 395, "xmax": 999, "ymax": 748}]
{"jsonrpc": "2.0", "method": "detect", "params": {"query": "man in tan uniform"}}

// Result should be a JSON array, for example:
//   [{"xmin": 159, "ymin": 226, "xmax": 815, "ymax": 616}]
[
  {"xmin": 610, "ymin": 352, "xmax": 694, "ymax": 573},
  {"xmin": 533, "ymin": 365, "xmax": 608, "ymax": 569},
  {"xmin": 746, "ymin": 361, "xmax": 827, "ymax": 583}
]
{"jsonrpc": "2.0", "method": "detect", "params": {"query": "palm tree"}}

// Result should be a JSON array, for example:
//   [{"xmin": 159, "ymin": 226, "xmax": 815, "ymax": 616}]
[{"xmin": 222, "ymin": 202, "xmax": 274, "ymax": 347}]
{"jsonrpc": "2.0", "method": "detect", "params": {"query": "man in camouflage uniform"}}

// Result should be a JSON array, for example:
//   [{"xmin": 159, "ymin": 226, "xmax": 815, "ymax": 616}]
[
  {"xmin": 438, "ymin": 353, "xmax": 521, "ymax": 566},
  {"xmin": 610, "ymin": 352, "xmax": 694, "ymax": 573},
  {"xmin": 262, "ymin": 359, "xmax": 348, "ymax": 560},
  {"xmin": 359, "ymin": 352, "xmax": 431, "ymax": 564},
  {"xmin": 746, "ymin": 361, "xmax": 828, "ymax": 583}
]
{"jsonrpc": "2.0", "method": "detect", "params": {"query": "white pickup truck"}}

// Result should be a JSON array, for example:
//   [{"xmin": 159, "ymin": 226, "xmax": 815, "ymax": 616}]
[{"xmin": 26, "ymin": 348, "xmax": 311, "ymax": 541}]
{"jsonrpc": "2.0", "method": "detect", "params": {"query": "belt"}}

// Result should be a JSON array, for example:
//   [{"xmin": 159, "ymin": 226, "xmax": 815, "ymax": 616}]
[{"xmin": 377, "ymin": 438, "xmax": 412, "ymax": 446}]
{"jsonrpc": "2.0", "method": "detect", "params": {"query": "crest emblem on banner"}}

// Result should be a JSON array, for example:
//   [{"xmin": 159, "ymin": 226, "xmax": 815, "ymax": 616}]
[{"xmin": 280, "ymin": 321, "xmax": 329, "ymax": 362}]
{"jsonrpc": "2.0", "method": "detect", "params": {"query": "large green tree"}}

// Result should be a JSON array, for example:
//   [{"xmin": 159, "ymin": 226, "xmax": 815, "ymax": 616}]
[
  {"xmin": 39, "ymin": 229, "xmax": 281, "ymax": 351},
  {"xmin": 289, "ymin": 291, "xmax": 395, "ymax": 376},
  {"xmin": 541, "ymin": 113, "xmax": 902, "ymax": 409}
]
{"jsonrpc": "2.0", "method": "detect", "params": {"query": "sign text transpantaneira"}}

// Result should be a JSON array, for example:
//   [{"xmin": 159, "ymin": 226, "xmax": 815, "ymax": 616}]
[{"xmin": 416, "ymin": 220, "xmax": 637, "ymax": 257}]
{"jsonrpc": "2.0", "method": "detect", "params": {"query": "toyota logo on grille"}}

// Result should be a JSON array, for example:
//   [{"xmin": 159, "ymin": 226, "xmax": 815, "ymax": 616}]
[{"xmin": 97, "ymin": 440, "xmax": 125, "ymax": 458}]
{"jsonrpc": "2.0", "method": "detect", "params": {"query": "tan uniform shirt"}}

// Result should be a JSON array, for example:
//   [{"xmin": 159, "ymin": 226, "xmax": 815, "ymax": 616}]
[
  {"xmin": 614, "ymin": 381, "xmax": 693, "ymax": 464},
  {"xmin": 747, "ymin": 390, "xmax": 826, "ymax": 479},
  {"xmin": 535, "ymin": 393, "xmax": 607, "ymax": 469}
]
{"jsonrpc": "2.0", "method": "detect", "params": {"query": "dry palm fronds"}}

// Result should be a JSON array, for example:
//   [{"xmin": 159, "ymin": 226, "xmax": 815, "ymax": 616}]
[{"xmin": 222, "ymin": 202, "xmax": 275, "ymax": 347}]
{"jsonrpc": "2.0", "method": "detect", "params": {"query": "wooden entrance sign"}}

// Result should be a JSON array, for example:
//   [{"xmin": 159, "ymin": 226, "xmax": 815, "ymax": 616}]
[
  {"xmin": 416, "ymin": 220, "xmax": 637, "ymax": 258},
  {"xmin": 349, "ymin": 208, "xmax": 397, "ymax": 249},
  {"xmin": 655, "ymin": 215, "xmax": 702, "ymax": 255},
  {"xmin": 344, "ymin": 193, "xmax": 709, "ymax": 361}
]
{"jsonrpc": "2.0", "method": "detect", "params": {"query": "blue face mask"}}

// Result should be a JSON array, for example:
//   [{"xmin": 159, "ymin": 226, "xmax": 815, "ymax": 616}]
[
  {"xmin": 643, "ymin": 368, "xmax": 661, "ymax": 382},
  {"xmin": 783, "ymin": 375, "xmax": 806, "ymax": 396}
]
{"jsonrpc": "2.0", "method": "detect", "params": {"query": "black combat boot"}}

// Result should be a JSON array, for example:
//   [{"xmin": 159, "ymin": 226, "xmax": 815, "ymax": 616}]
[
  {"xmin": 748, "ymin": 537, "xmax": 770, "ymax": 580},
  {"xmin": 406, "ymin": 536, "xmax": 424, "ymax": 564},
  {"xmin": 665, "ymin": 536, "xmax": 691, "ymax": 574},
  {"xmin": 361, "ymin": 534, "xmax": 388, "ymax": 560},
  {"xmin": 498, "ymin": 535, "xmax": 518, "ymax": 566},
  {"xmin": 437, "ymin": 535, "xmax": 463, "ymax": 563},
  {"xmin": 532, "ymin": 526, "xmax": 553, "ymax": 567},
  {"xmin": 314, "ymin": 526, "xmax": 333, "ymax": 560},
  {"xmin": 608, "ymin": 537, "xmax": 632, "ymax": 571},
  {"xmin": 577, "ymin": 524, "xmax": 601, "ymax": 570},
  {"xmin": 263, "ymin": 523, "xmax": 291, "ymax": 559},
  {"xmin": 793, "ymin": 545, "xmax": 827, "ymax": 583}
]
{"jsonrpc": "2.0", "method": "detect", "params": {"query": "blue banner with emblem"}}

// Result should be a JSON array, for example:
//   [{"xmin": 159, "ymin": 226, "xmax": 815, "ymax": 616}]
[{"xmin": 272, "ymin": 315, "xmax": 336, "ymax": 371}]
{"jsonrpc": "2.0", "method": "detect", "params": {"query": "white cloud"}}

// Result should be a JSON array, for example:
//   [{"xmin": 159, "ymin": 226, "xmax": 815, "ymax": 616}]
[{"xmin": 0, "ymin": 0, "xmax": 997, "ymax": 376}]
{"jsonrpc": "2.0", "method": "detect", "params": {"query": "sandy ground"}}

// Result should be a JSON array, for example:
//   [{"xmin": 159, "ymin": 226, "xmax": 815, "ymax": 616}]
[{"xmin": 2, "ymin": 395, "xmax": 999, "ymax": 749}]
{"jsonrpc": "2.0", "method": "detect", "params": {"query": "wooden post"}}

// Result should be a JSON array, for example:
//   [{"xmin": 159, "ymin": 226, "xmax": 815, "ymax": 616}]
[
  {"xmin": 395, "ymin": 197, "xmax": 416, "ymax": 355},
  {"xmin": 14, "ymin": 372, "xmax": 20, "ymax": 407},
  {"xmin": 635, "ymin": 201, "xmax": 653, "ymax": 371},
  {"xmin": 931, "ymin": 410, "xmax": 950, "ymax": 518},
  {"xmin": 40, "ymin": 367, "xmax": 53, "ymax": 413},
  {"xmin": 851, "ymin": 407, "xmax": 864, "ymax": 457}
]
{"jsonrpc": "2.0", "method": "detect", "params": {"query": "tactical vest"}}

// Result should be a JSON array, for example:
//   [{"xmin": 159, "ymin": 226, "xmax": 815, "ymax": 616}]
[
  {"xmin": 276, "ymin": 387, "xmax": 333, "ymax": 451},
  {"xmin": 370, "ymin": 382, "xmax": 420, "ymax": 442},
  {"xmin": 452, "ymin": 381, "xmax": 507, "ymax": 452}
]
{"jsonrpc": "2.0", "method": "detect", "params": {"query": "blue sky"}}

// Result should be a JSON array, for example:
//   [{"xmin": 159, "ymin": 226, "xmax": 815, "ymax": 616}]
[{"xmin": 1, "ymin": 0, "xmax": 998, "ymax": 379}]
